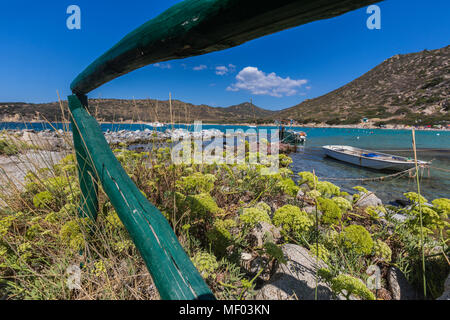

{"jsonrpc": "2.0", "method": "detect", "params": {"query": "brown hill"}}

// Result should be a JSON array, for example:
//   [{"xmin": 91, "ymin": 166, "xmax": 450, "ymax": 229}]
[
  {"xmin": 0, "ymin": 99, "xmax": 273, "ymax": 124},
  {"xmin": 275, "ymin": 46, "xmax": 450, "ymax": 126}
]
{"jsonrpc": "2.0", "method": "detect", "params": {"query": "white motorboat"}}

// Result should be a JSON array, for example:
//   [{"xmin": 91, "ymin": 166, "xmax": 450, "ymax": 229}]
[
  {"xmin": 145, "ymin": 121, "xmax": 165, "ymax": 128},
  {"xmin": 322, "ymin": 145, "xmax": 430, "ymax": 171}
]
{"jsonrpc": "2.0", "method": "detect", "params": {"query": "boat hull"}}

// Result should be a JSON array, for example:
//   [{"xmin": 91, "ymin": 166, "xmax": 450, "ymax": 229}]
[{"xmin": 322, "ymin": 145, "xmax": 427, "ymax": 171}]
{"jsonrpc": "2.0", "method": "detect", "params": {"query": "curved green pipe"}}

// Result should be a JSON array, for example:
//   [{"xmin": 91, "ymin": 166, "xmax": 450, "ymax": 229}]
[{"xmin": 71, "ymin": 0, "xmax": 381, "ymax": 95}]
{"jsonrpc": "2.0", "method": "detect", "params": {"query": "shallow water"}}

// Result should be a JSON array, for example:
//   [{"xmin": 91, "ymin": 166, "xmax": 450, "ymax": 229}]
[
  {"xmin": 2, "ymin": 122, "xmax": 449, "ymax": 203},
  {"xmin": 284, "ymin": 127, "xmax": 450, "ymax": 203}
]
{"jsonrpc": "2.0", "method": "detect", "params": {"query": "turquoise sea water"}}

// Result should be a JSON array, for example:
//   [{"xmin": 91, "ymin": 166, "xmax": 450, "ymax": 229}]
[
  {"xmin": 199, "ymin": 125, "xmax": 450, "ymax": 203},
  {"xmin": 2, "ymin": 122, "xmax": 449, "ymax": 203}
]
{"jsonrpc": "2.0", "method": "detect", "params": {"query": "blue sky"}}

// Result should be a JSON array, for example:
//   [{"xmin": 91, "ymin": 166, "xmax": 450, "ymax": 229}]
[{"xmin": 0, "ymin": 0, "xmax": 449, "ymax": 110}]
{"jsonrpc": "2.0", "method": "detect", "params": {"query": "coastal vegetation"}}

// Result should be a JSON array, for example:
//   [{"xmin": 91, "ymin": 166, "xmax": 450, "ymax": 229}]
[{"xmin": 0, "ymin": 134, "xmax": 448, "ymax": 300}]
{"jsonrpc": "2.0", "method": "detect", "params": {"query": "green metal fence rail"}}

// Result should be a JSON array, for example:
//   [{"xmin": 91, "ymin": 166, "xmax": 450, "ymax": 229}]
[{"xmin": 68, "ymin": 0, "xmax": 381, "ymax": 300}]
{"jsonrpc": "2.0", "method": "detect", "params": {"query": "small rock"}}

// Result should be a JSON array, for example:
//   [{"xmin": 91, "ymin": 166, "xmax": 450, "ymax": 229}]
[
  {"xmin": 302, "ymin": 206, "xmax": 316, "ymax": 214},
  {"xmin": 355, "ymin": 192, "xmax": 382, "ymax": 208},
  {"xmin": 241, "ymin": 252, "xmax": 252, "ymax": 261},
  {"xmin": 296, "ymin": 189, "xmax": 305, "ymax": 200},
  {"xmin": 391, "ymin": 213, "xmax": 409, "ymax": 222},
  {"xmin": 344, "ymin": 194, "xmax": 353, "ymax": 202},
  {"xmin": 303, "ymin": 206, "xmax": 322, "ymax": 219},
  {"xmin": 388, "ymin": 266, "xmax": 420, "ymax": 300},
  {"xmin": 255, "ymin": 244, "xmax": 335, "ymax": 300},
  {"xmin": 250, "ymin": 221, "xmax": 281, "ymax": 247}
]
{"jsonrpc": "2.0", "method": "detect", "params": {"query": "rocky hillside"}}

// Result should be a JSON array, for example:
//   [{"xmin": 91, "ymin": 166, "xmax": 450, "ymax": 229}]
[
  {"xmin": 0, "ymin": 99, "xmax": 273, "ymax": 124},
  {"xmin": 276, "ymin": 46, "xmax": 450, "ymax": 125}
]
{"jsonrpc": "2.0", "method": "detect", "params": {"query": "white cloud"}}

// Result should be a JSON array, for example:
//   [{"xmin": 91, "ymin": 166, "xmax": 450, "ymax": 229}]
[
  {"xmin": 193, "ymin": 64, "xmax": 207, "ymax": 71},
  {"xmin": 153, "ymin": 62, "xmax": 172, "ymax": 69},
  {"xmin": 215, "ymin": 66, "xmax": 228, "ymax": 75},
  {"xmin": 215, "ymin": 64, "xmax": 236, "ymax": 76},
  {"xmin": 226, "ymin": 66, "xmax": 307, "ymax": 97}
]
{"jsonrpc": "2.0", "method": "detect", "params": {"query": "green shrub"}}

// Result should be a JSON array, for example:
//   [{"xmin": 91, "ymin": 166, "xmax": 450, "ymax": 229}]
[
  {"xmin": 332, "ymin": 196, "xmax": 352, "ymax": 212},
  {"xmin": 273, "ymin": 205, "xmax": 313, "ymax": 238},
  {"xmin": 316, "ymin": 181, "xmax": 340, "ymax": 197},
  {"xmin": 240, "ymin": 208, "xmax": 271, "ymax": 228},
  {"xmin": 276, "ymin": 178, "xmax": 300, "ymax": 197},
  {"xmin": 309, "ymin": 244, "xmax": 330, "ymax": 263},
  {"xmin": 0, "ymin": 139, "xmax": 19, "ymax": 155},
  {"xmin": 317, "ymin": 197, "xmax": 342, "ymax": 225},
  {"xmin": 365, "ymin": 206, "xmax": 386, "ymax": 219},
  {"xmin": 323, "ymin": 229, "xmax": 340, "ymax": 248},
  {"xmin": 330, "ymin": 274, "xmax": 375, "ymax": 300},
  {"xmin": 407, "ymin": 206, "xmax": 449, "ymax": 233},
  {"xmin": 32, "ymin": 191, "xmax": 54, "ymax": 209},
  {"xmin": 177, "ymin": 172, "xmax": 216, "ymax": 194},
  {"xmin": 298, "ymin": 171, "xmax": 318, "ymax": 188},
  {"xmin": 374, "ymin": 239, "xmax": 392, "ymax": 262},
  {"xmin": 353, "ymin": 186, "xmax": 368, "ymax": 194},
  {"xmin": 278, "ymin": 154, "xmax": 293, "ymax": 167},
  {"xmin": 187, "ymin": 193, "xmax": 222, "ymax": 217},
  {"xmin": 306, "ymin": 190, "xmax": 321, "ymax": 199},
  {"xmin": 255, "ymin": 202, "xmax": 271, "ymax": 215},
  {"xmin": 59, "ymin": 219, "xmax": 89, "ymax": 251},
  {"xmin": 207, "ymin": 219, "xmax": 236, "ymax": 256},
  {"xmin": 191, "ymin": 251, "xmax": 219, "ymax": 280},
  {"xmin": 106, "ymin": 211, "xmax": 124, "ymax": 229},
  {"xmin": 340, "ymin": 225, "xmax": 374, "ymax": 255},
  {"xmin": 431, "ymin": 198, "xmax": 450, "ymax": 218},
  {"xmin": 264, "ymin": 242, "xmax": 286, "ymax": 264},
  {"xmin": 404, "ymin": 192, "xmax": 427, "ymax": 204},
  {"xmin": 0, "ymin": 215, "xmax": 16, "ymax": 237}
]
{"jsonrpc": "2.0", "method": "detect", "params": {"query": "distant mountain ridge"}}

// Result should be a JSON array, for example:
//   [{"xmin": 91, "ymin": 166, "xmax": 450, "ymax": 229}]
[
  {"xmin": 0, "ymin": 46, "xmax": 448, "ymax": 125},
  {"xmin": 0, "ymin": 99, "xmax": 273, "ymax": 124}
]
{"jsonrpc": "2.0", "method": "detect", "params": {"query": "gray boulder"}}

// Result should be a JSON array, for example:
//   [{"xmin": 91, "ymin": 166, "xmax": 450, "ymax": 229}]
[
  {"xmin": 255, "ymin": 244, "xmax": 334, "ymax": 300},
  {"xmin": 354, "ymin": 192, "xmax": 382, "ymax": 208},
  {"xmin": 388, "ymin": 266, "xmax": 420, "ymax": 300},
  {"xmin": 437, "ymin": 273, "xmax": 450, "ymax": 300}
]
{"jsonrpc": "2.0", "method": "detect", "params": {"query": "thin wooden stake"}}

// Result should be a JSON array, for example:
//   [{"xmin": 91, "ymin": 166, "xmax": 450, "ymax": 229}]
[{"xmin": 412, "ymin": 128, "xmax": 427, "ymax": 298}]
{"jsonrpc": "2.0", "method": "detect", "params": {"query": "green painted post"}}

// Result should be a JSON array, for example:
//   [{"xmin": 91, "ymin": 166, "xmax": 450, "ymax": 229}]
[
  {"xmin": 68, "ymin": 95, "xmax": 214, "ymax": 300},
  {"xmin": 70, "ymin": 95, "xmax": 99, "ymax": 220}
]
